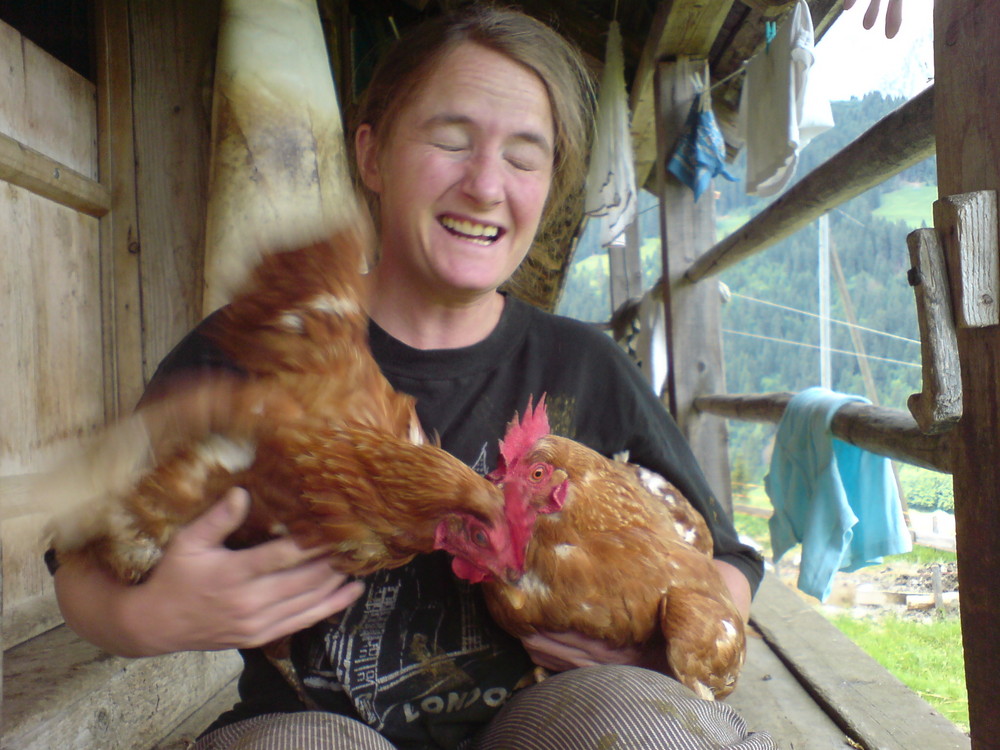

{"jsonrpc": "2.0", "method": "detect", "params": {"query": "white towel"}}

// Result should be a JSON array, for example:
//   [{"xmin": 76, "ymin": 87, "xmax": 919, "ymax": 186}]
[
  {"xmin": 634, "ymin": 287, "xmax": 669, "ymax": 398},
  {"xmin": 584, "ymin": 20, "xmax": 637, "ymax": 246},
  {"xmin": 737, "ymin": 0, "xmax": 834, "ymax": 197}
]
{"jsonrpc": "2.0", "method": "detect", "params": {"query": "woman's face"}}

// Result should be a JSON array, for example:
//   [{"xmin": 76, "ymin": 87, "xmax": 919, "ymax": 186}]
[{"xmin": 357, "ymin": 42, "xmax": 555, "ymax": 303}]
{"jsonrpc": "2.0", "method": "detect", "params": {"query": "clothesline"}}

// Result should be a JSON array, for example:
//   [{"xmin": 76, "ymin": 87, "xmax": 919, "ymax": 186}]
[
  {"xmin": 729, "ymin": 291, "xmax": 921, "ymax": 346},
  {"xmin": 721, "ymin": 328, "xmax": 920, "ymax": 369}
]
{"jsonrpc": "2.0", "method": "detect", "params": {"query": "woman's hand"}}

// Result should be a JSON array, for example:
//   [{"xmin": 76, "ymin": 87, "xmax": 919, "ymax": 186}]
[
  {"xmin": 844, "ymin": 0, "xmax": 904, "ymax": 39},
  {"xmin": 520, "ymin": 630, "xmax": 660, "ymax": 673},
  {"xmin": 55, "ymin": 487, "xmax": 364, "ymax": 657}
]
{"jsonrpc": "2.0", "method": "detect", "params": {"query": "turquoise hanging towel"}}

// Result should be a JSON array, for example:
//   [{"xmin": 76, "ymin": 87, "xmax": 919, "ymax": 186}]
[{"xmin": 764, "ymin": 387, "xmax": 913, "ymax": 602}]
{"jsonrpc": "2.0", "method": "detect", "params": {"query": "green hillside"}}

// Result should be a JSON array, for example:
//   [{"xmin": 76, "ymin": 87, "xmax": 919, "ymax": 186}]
[{"xmin": 873, "ymin": 185, "xmax": 936, "ymax": 226}]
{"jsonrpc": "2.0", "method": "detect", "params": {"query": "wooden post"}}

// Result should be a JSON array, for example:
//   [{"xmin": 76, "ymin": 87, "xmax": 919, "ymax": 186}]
[
  {"xmin": 608, "ymin": 219, "xmax": 643, "ymax": 314},
  {"xmin": 934, "ymin": 2, "xmax": 1000, "ymax": 745},
  {"xmin": 654, "ymin": 59, "xmax": 732, "ymax": 512}
]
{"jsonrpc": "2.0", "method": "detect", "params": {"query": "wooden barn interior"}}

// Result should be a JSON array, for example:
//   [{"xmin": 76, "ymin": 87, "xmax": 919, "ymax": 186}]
[{"xmin": 0, "ymin": 0, "xmax": 994, "ymax": 748}]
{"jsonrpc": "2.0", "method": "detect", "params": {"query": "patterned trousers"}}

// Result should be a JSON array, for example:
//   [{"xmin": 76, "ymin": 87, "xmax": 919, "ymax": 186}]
[{"xmin": 193, "ymin": 665, "xmax": 775, "ymax": 750}]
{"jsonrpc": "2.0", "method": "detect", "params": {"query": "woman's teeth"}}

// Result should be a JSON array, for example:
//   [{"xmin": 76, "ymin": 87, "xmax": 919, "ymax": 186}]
[{"xmin": 440, "ymin": 217, "xmax": 500, "ymax": 245}]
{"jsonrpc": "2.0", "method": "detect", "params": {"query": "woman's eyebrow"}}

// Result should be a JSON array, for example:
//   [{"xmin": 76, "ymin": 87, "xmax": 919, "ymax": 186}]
[{"xmin": 421, "ymin": 113, "xmax": 552, "ymax": 154}]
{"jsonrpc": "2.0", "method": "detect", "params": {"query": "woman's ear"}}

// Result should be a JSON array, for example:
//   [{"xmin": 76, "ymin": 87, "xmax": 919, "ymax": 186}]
[{"xmin": 355, "ymin": 124, "xmax": 383, "ymax": 193}]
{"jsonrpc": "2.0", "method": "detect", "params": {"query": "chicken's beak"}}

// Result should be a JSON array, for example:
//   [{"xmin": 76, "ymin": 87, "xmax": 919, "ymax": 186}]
[{"xmin": 504, "ymin": 566, "xmax": 523, "ymax": 584}]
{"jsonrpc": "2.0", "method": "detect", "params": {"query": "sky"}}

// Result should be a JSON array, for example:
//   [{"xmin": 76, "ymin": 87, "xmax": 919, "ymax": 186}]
[{"xmin": 810, "ymin": 0, "xmax": 935, "ymax": 101}]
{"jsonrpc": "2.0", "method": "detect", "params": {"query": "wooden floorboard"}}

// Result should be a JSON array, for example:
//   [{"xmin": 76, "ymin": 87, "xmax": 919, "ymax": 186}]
[
  {"xmin": 745, "ymin": 573, "xmax": 970, "ymax": 750},
  {"xmin": 727, "ymin": 634, "xmax": 857, "ymax": 749}
]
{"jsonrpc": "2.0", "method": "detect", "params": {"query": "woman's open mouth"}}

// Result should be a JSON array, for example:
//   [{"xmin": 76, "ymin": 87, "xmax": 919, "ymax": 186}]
[{"xmin": 439, "ymin": 216, "xmax": 504, "ymax": 245}]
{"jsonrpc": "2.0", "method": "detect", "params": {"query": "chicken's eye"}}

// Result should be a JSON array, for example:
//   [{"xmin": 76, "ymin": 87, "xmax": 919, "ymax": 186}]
[
  {"xmin": 472, "ymin": 528, "xmax": 489, "ymax": 547},
  {"xmin": 529, "ymin": 464, "xmax": 547, "ymax": 482}
]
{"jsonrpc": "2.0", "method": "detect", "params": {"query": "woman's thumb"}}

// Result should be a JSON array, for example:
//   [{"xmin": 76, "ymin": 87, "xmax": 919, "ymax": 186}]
[{"xmin": 175, "ymin": 487, "xmax": 250, "ymax": 550}]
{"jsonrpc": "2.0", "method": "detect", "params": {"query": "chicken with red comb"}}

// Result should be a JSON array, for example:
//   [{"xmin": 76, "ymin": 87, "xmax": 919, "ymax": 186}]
[{"xmin": 483, "ymin": 396, "xmax": 746, "ymax": 700}]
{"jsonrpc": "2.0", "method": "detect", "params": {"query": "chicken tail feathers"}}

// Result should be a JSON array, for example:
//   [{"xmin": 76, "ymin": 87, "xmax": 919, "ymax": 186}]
[
  {"xmin": 659, "ymin": 586, "xmax": 746, "ymax": 700},
  {"xmin": 0, "ymin": 413, "xmax": 155, "ymax": 527}
]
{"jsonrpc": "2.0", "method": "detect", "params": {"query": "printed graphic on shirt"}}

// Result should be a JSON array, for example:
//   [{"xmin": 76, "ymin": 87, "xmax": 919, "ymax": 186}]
[
  {"xmin": 295, "ymin": 553, "xmax": 532, "ymax": 748},
  {"xmin": 469, "ymin": 443, "xmax": 490, "ymax": 477}
]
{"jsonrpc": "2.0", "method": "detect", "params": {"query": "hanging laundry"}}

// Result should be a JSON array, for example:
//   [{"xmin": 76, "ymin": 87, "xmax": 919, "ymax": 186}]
[
  {"xmin": 666, "ymin": 88, "xmax": 737, "ymax": 201},
  {"xmin": 584, "ymin": 20, "xmax": 637, "ymax": 246},
  {"xmin": 764, "ymin": 387, "xmax": 912, "ymax": 602},
  {"xmin": 737, "ymin": 0, "xmax": 834, "ymax": 197},
  {"xmin": 633, "ymin": 285, "xmax": 670, "ymax": 398}
]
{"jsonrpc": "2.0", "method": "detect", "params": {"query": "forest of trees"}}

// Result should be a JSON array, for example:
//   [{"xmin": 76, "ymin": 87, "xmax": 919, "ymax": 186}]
[{"xmin": 557, "ymin": 91, "xmax": 938, "ymax": 486}]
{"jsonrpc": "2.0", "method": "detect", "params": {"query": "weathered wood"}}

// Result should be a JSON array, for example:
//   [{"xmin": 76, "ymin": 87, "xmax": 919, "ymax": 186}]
[
  {"xmin": 3, "ymin": 625, "xmax": 241, "ymax": 750},
  {"xmin": 0, "ymin": 6, "xmax": 104, "ymax": 658},
  {"xmin": 655, "ymin": 59, "xmax": 733, "ymax": 511},
  {"xmin": 0, "ymin": 18, "xmax": 105, "ymax": 216},
  {"xmin": 934, "ymin": 3, "xmax": 1000, "ymax": 745},
  {"xmin": 202, "ymin": 0, "xmax": 354, "ymax": 314},
  {"xmin": 129, "ymin": 0, "xmax": 219, "ymax": 380},
  {"xmin": 0, "ymin": 18, "xmax": 98, "ymax": 179},
  {"xmin": 687, "ymin": 85, "xmax": 935, "ymax": 282},
  {"xmin": 906, "ymin": 228, "xmax": 963, "ymax": 433},
  {"xmin": 630, "ymin": 0, "xmax": 735, "ymax": 191},
  {"xmin": 750, "ymin": 574, "xmax": 971, "ymax": 750},
  {"xmin": 694, "ymin": 392, "xmax": 953, "ymax": 473},
  {"xmin": 95, "ymin": 0, "xmax": 145, "ymax": 419},
  {"xmin": 0, "ymin": 185, "xmax": 103, "ymax": 648},
  {"xmin": 152, "ymin": 676, "xmax": 240, "ymax": 749},
  {"xmin": 0, "ymin": 132, "xmax": 110, "ymax": 216},
  {"xmin": 608, "ymin": 220, "xmax": 643, "ymax": 313},
  {"xmin": 933, "ymin": 191, "xmax": 1000, "ymax": 329},
  {"xmin": 725, "ymin": 632, "xmax": 857, "ymax": 749},
  {"xmin": 1, "ymin": 592, "xmax": 63, "ymax": 651}
]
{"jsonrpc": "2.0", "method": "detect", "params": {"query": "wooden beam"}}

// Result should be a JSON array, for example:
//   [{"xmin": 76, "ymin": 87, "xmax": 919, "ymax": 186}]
[
  {"xmin": 933, "ymin": 2, "xmax": 1000, "ymax": 745},
  {"xmin": 95, "ymin": 0, "xmax": 145, "ymax": 419},
  {"xmin": 694, "ymin": 392, "xmax": 953, "ymax": 473},
  {"xmin": 655, "ymin": 59, "xmax": 733, "ymax": 511},
  {"xmin": 907, "ymin": 228, "xmax": 963, "ymax": 434},
  {"xmin": 630, "ymin": 0, "xmax": 735, "ymax": 192},
  {"xmin": 686, "ymin": 85, "xmax": 935, "ymax": 282},
  {"xmin": 0, "ymin": 131, "xmax": 110, "ymax": 217}
]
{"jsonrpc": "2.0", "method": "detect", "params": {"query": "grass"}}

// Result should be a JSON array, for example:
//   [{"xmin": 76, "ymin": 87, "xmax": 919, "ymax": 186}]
[
  {"xmin": 731, "ymin": 492, "xmax": 967, "ymax": 733},
  {"xmin": 872, "ymin": 185, "xmax": 937, "ymax": 227},
  {"xmin": 826, "ymin": 612, "xmax": 968, "ymax": 733}
]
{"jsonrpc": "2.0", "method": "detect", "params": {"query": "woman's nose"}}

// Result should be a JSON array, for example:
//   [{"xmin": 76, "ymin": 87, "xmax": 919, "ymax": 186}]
[{"xmin": 461, "ymin": 152, "xmax": 504, "ymax": 207}]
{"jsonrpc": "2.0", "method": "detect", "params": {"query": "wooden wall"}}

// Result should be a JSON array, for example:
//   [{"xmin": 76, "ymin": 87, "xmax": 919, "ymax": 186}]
[
  {"xmin": 0, "ymin": 18, "xmax": 104, "ymax": 647},
  {"xmin": 0, "ymin": 0, "xmax": 221, "ymax": 652}
]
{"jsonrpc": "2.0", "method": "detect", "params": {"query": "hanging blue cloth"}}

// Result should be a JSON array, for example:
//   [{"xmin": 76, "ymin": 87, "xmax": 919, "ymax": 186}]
[
  {"xmin": 666, "ymin": 91, "xmax": 737, "ymax": 201},
  {"xmin": 764, "ymin": 387, "xmax": 912, "ymax": 602}
]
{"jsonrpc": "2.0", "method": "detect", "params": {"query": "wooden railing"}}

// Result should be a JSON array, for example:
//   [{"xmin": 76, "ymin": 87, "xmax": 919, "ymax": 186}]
[{"xmin": 694, "ymin": 392, "xmax": 952, "ymax": 473}]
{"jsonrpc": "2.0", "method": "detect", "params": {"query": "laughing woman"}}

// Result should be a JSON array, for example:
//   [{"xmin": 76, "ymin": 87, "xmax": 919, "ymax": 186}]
[{"xmin": 55, "ymin": 7, "xmax": 771, "ymax": 749}]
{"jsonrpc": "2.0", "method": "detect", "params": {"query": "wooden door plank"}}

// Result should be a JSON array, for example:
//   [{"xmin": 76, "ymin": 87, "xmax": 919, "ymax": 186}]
[{"xmin": 932, "ymin": 2, "xmax": 1000, "ymax": 746}]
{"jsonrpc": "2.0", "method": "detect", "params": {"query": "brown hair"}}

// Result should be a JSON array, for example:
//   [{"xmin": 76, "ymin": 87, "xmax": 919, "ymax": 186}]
[{"xmin": 353, "ymin": 4, "xmax": 595, "ymax": 231}]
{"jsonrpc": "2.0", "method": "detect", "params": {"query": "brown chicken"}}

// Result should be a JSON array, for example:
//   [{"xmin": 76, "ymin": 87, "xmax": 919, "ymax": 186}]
[
  {"xmin": 39, "ymin": 221, "xmax": 522, "ymax": 588},
  {"xmin": 482, "ymin": 397, "xmax": 746, "ymax": 700}
]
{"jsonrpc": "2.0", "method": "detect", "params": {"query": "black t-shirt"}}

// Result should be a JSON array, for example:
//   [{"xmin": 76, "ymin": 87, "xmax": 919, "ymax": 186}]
[{"xmin": 149, "ymin": 295, "xmax": 763, "ymax": 749}]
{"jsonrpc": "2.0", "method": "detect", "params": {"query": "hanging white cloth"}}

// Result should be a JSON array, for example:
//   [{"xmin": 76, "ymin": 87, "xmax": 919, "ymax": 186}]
[
  {"xmin": 584, "ymin": 20, "xmax": 637, "ymax": 246},
  {"xmin": 737, "ymin": 0, "xmax": 834, "ymax": 197},
  {"xmin": 634, "ymin": 286, "xmax": 670, "ymax": 399}
]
